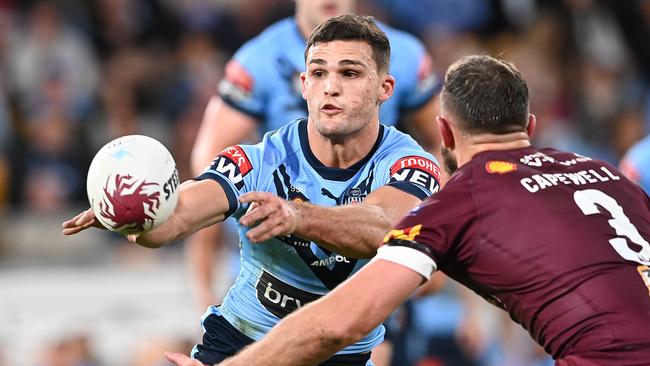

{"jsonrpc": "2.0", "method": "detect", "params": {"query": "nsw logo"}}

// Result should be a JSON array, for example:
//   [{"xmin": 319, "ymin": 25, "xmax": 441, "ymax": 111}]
[{"xmin": 210, "ymin": 146, "xmax": 253, "ymax": 190}]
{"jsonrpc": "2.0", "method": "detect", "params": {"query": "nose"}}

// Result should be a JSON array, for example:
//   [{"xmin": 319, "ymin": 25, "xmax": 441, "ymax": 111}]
[{"xmin": 324, "ymin": 75, "xmax": 341, "ymax": 97}]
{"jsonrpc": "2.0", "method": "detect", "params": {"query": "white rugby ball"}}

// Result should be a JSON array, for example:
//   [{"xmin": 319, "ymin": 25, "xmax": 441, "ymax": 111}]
[{"xmin": 86, "ymin": 135, "xmax": 179, "ymax": 235}]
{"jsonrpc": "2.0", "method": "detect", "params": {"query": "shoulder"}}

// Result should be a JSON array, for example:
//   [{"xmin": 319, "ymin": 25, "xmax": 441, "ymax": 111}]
[
  {"xmin": 378, "ymin": 21, "xmax": 425, "ymax": 52},
  {"xmin": 255, "ymin": 118, "xmax": 304, "ymax": 162},
  {"xmin": 378, "ymin": 126, "xmax": 428, "ymax": 155},
  {"xmin": 234, "ymin": 18, "xmax": 296, "ymax": 59},
  {"xmin": 625, "ymin": 135, "xmax": 650, "ymax": 163}
]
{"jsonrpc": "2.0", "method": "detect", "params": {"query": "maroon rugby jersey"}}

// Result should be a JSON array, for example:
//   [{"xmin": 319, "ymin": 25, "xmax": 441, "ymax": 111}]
[{"xmin": 387, "ymin": 146, "xmax": 650, "ymax": 364}]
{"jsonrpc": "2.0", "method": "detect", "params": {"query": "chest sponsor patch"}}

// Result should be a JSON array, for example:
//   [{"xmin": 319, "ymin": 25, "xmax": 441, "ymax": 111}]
[
  {"xmin": 256, "ymin": 270, "xmax": 321, "ymax": 319},
  {"xmin": 210, "ymin": 146, "xmax": 252, "ymax": 190},
  {"xmin": 389, "ymin": 156, "xmax": 440, "ymax": 193}
]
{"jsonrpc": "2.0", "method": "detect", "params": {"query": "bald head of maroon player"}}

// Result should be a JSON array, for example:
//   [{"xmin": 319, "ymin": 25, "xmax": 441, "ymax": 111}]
[
  {"xmin": 186, "ymin": 55, "xmax": 650, "ymax": 366},
  {"xmin": 376, "ymin": 55, "xmax": 650, "ymax": 365}
]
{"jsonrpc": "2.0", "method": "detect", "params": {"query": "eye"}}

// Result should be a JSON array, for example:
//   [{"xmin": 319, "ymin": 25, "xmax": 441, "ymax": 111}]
[
  {"xmin": 312, "ymin": 70, "xmax": 325, "ymax": 78},
  {"xmin": 342, "ymin": 70, "xmax": 358, "ymax": 78}
]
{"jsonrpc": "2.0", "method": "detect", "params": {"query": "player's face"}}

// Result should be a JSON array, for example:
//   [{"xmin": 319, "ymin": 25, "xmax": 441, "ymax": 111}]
[
  {"xmin": 301, "ymin": 40, "xmax": 394, "ymax": 139},
  {"xmin": 295, "ymin": 0, "xmax": 356, "ymax": 29}
]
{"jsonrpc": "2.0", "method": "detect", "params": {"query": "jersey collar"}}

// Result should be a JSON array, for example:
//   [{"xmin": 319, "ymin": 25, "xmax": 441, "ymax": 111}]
[{"xmin": 298, "ymin": 118, "xmax": 384, "ymax": 181}]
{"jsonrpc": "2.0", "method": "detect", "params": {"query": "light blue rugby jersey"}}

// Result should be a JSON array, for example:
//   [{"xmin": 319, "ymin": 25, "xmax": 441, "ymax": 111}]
[
  {"xmin": 620, "ymin": 135, "xmax": 650, "ymax": 193},
  {"xmin": 218, "ymin": 17, "xmax": 439, "ymax": 134},
  {"xmin": 196, "ymin": 118, "xmax": 441, "ymax": 355}
]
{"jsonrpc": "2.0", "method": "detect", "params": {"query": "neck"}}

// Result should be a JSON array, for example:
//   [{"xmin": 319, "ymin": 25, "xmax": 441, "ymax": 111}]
[
  {"xmin": 306, "ymin": 119, "xmax": 380, "ymax": 168},
  {"xmin": 455, "ymin": 131, "xmax": 531, "ymax": 167}
]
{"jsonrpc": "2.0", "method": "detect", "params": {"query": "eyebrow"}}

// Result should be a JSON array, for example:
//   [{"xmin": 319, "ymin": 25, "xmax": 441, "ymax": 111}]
[{"xmin": 308, "ymin": 59, "xmax": 367, "ymax": 68}]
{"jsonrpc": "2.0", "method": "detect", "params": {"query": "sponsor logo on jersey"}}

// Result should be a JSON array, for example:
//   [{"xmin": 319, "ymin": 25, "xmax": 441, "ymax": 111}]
[
  {"xmin": 218, "ymin": 60, "xmax": 254, "ymax": 102},
  {"xmin": 486, "ymin": 161, "xmax": 517, "ymax": 174},
  {"xmin": 389, "ymin": 156, "xmax": 440, "ymax": 193},
  {"xmin": 310, "ymin": 254, "xmax": 351, "ymax": 267},
  {"xmin": 210, "ymin": 146, "xmax": 252, "ymax": 190},
  {"xmin": 637, "ymin": 265, "xmax": 650, "ymax": 296},
  {"xmin": 383, "ymin": 224, "xmax": 422, "ymax": 243},
  {"xmin": 321, "ymin": 168, "xmax": 374, "ymax": 205},
  {"xmin": 256, "ymin": 271, "xmax": 321, "ymax": 318}
]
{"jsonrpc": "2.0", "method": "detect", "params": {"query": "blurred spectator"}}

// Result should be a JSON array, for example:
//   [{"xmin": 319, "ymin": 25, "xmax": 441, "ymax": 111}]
[{"xmin": 6, "ymin": 1, "xmax": 98, "ymax": 123}]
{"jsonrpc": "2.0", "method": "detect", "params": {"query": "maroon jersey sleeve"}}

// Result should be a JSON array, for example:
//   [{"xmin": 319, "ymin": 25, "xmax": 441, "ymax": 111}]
[
  {"xmin": 383, "ymin": 170, "xmax": 478, "ymax": 269},
  {"xmin": 384, "ymin": 147, "xmax": 650, "ymax": 364}
]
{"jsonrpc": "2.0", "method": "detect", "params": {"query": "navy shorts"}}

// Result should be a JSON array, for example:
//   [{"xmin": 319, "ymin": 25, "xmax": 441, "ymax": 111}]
[{"xmin": 192, "ymin": 313, "xmax": 372, "ymax": 365}]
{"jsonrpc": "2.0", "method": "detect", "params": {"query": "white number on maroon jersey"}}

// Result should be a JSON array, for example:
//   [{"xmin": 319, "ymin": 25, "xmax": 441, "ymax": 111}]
[{"xmin": 574, "ymin": 189, "xmax": 650, "ymax": 265}]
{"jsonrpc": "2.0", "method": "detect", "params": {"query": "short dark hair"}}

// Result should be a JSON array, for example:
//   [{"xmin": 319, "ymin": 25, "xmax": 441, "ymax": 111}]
[
  {"xmin": 305, "ymin": 14, "xmax": 390, "ymax": 73},
  {"xmin": 441, "ymin": 55, "xmax": 529, "ymax": 134}
]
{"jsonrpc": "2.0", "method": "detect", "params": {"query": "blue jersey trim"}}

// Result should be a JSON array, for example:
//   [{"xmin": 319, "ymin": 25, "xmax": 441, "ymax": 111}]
[
  {"xmin": 386, "ymin": 181, "xmax": 430, "ymax": 201},
  {"xmin": 220, "ymin": 94, "xmax": 265, "ymax": 121},
  {"xmin": 195, "ymin": 172, "xmax": 238, "ymax": 218},
  {"xmin": 298, "ymin": 119, "xmax": 385, "ymax": 181}
]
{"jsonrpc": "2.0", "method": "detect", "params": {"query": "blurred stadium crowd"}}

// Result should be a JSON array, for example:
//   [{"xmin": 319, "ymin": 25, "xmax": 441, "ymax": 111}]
[{"xmin": 0, "ymin": 0, "xmax": 648, "ymax": 365}]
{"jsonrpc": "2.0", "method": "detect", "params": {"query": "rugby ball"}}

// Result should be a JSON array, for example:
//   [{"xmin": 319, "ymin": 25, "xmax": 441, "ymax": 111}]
[{"xmin": 86, "ymin": 135, "xmax": 179, "ymax": 235}]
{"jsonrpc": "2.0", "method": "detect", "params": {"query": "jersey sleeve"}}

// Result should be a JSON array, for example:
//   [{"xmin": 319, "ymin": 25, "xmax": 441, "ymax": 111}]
[
  {"xmin": 216, "ymin": 39, "xmax": 272, "ymax": 119},
  {"xmin": 380, "ymin": 149, "xmax": 441, "ymax": 200},
  {"xmin": 194, "ymin": 145, "xmax": 261, "ymax": 219},
  {"xmin": 379, "ymin": 177, "xmax": 478, "ymax": 275},
  {"xmin": 391, "ymin": 33, "xmax": 441, "ymax": 111}
]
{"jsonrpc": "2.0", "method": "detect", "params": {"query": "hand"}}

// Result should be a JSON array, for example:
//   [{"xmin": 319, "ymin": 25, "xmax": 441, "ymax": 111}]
[
  {"xmin": 61, "ymin": 208, "xmax": 106, "ymax": 235},
  {"xmin": 164, "ymin": 352, "xmax": 207, "ymax": 366},
  {"xmin": 238, "ymin": 191, "xmax": 299, "ymax": 243}
]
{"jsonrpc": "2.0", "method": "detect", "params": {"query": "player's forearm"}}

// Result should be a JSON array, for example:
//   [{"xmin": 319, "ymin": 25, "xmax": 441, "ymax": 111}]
[
  {"xmin": 218, "ymin": 286, "xmax": 373, "ymax": 366},
  {"xmin": 134, "ymin": 181, "xmax": 226, "ymax": 248},
  {"xmin": 293, "ymin": 202, "xmax": 391, "ymax": 258}
]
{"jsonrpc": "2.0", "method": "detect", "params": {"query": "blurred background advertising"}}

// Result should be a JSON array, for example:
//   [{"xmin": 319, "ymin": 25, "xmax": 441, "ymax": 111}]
[{"xmin": 0, "ymin": 0, "xmax": 648, "ymax": 365}]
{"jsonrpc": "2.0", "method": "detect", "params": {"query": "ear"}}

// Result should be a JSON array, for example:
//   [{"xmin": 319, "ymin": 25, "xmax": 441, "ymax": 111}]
[
  {"xmin": 526, "ymin": 114, "xmax": 536, "ymax": 139},
  {"xmin": 378, "ymin": 74, "xmax": 395, "ymax": 103},
  {"xmin": 300, "ymin": 72, "xmax": 308, "ymax": 99},
  {"xmin": 436, "ymin": 116, "xmax": 455, "ymax": 150}
]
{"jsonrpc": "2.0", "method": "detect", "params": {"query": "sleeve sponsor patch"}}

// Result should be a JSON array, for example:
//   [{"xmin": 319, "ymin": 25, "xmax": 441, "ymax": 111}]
[
  {"xmin": 209, "ymin": 146, "xmax": 253, "ymax": 190},
  {"xmin": 389, "ymin": 156, "xmax": 441, "ymax": 193},
  {"xmin": 218, "ymin": 60, "xmax": 254, "ymax": 102}
]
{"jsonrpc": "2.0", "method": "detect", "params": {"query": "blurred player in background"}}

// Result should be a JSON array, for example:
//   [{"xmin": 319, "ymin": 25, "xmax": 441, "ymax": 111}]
[
  {"xmin": 619, "ymin": 134, "xmax": 650, "ymax": 193},
  {"xmin": 64, "ymin": 15, "xmax": 441, "ymax": 366},
  {"xmin": 166, "ymin": 54, "xmax": 650, "ymax": 366}
]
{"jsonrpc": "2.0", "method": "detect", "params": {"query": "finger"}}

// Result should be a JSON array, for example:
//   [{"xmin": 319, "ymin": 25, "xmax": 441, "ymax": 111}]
[
  {"xmin": 239, "ymin": 191, "xmax": 272, "ymax": 204},
  {"xmin": 164, "ymin": 352, "xmax": 204, "ymax": 366},
  {"xmin": 76, "ymin": 209, "xmax": 96, "ymax": 226},
  {"xmin": 62, "ymin": 218, "xmax": 97, "ymax": 235},
  {"xmin": 62, "ymin": 210, "xmax": 90, "ymax": 229},
  {"xmin": 247, "ymin": 217, "xmax": 286, "ymax": 243},
  {"xmin": 163, "ymin": 351, "xmax": 187, "ymax": 365},
  {"xmin": 240, "ymin": 202, "xmax": 274, "ymax": 227}
]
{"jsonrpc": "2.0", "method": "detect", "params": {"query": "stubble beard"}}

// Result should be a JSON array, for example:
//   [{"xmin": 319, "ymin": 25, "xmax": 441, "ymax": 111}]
[{"xmin": 441, "ymin": 147, "xmax": 458, "ymax": 175}]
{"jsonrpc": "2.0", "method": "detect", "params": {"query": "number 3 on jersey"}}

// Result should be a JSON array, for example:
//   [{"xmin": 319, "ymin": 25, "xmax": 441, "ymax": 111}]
[{"xmin": 573, "ymin": 189, "xmax": 650, "ymax": 265}]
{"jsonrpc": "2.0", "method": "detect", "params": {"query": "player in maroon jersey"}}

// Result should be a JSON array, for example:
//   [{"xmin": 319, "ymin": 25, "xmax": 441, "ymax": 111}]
[{"xmin": 164, "ymin": 55, "xmax": 650, "ymax": 366}]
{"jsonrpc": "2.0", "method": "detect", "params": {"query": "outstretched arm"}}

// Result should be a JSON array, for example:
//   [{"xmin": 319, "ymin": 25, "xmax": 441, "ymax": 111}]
[
  {"xmin": 218, "ymin": 259, "xmax": 423, "ymax": 365},
  {"xmin": 62, "ymin": 179, "xmax": 232, "ymax": 248},
  {"xmin": 239, "ymin": 186, "xmax": 421, "ymax": 258}
]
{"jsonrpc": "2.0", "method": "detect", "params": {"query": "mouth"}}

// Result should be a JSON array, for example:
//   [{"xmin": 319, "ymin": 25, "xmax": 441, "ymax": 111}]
[{"xmin": 321, "ymin": 103, "xmax": 342, "ymax": 115}]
